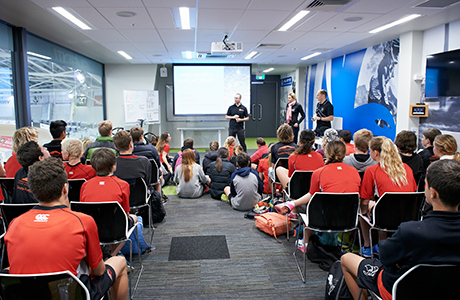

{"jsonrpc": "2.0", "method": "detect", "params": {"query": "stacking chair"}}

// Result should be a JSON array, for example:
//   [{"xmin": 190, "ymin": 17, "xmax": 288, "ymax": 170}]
[
  {"xmin": 282, "ymin": 171, "xmax": 313, "ymax": 241},
  {"xmin": 270, "ymin": 157, "xmax": 289, "ymax": 198},
  {"xmin": 359, "ymin": 192, "xmax": 425, "ymax": 257},
  {"xmin": 295, "ymin": 192, "xmax": 360, "ymax": 282},
  {"xmin": 129, "ymin": 177, "xmax": 154, "ymax": 247},
  {"xmin": 70, "ymin": 201, "xmax": 142, "ymax": 299},
  {"xmin": 0, "ymin": 271, "xmax": 90, "ymax": 300},
  {"xmin": 0, "ymin": 178, "xmax": 15, "ymax": 203},
  {"xmin": 85, "ymin": 159, "xmax": 91, "ymax": 165},
  {"xmin": 148, "ymin": 159, "xmax": 160, "ymax": 187},
  {"xmin": 67, "ymin": 179, "xmax": 86, "ymax": 203}
]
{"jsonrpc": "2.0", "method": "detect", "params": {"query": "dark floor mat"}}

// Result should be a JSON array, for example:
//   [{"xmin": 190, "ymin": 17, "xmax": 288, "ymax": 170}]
[{"xmin": 168, "ymin": 235, "xmax": 230, "ymax": 261}]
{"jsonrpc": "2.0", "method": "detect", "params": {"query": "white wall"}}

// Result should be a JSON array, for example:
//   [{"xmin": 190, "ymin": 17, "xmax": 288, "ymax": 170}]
[{"xmin": 105, "ymin": 64, "xmax": 158, "ymax": 128}]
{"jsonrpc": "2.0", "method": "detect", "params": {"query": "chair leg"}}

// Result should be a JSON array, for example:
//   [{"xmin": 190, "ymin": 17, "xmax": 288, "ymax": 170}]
[
  {"xmin": 293, "ymin": 221, "xmax": 307, "ymax": 283},
  {"xmin": 369, "ymin": 228, "xmax": 373, "ymax": 258}
]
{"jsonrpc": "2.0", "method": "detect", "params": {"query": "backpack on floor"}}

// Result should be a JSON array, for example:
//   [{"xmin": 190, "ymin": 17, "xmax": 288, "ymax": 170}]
[
  {"xmin": 254, "ymin": 212, "xmax": 292, "ymax": 242},
  {"xmin": 325, "ymin": 260, "xmax": 353, "ymax": 300},
  {"xmin": 307, "ymin": 234, "xmax": 345, "ymax": 271},
  {"xmin": 121, "ymin": 216, "xmax": 151, "ymax": 255},
  {"xmin": 150, "ymin": 190, "xmax": 166, "ymax": 223}
]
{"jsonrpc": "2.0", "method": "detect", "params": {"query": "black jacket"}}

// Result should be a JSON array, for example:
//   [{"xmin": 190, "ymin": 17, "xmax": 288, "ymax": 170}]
[
  {"xmin": 133, "ymin": 142, "xmax": 161, "ymax": 169},
  {"xmin": 286, "ymin": 101, "xmax": 306, "ymax": 126},
  {"xmin": 209, "ymin": 159, "xmax": 235, "ymax": 199},
  {"xmin": 202, "ymin": 150, "xmax": 218, "ymax": 176}
]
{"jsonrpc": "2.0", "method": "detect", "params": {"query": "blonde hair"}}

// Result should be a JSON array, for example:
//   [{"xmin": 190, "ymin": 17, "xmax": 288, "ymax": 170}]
[
  {"xmin": 12, "ymin": 127, "xmax": 38, "ymax": 153},
  {"xmin": 289, "ymin": 93, "xmax": 296, "ymax": 101},
  {"xmin": 81, "ymin": 138, "xmax": 93, "ymax": 150},
  {"xmin": 224, "ymin": 136, "xmax": 236, "ymax": 149},
  {"xmin": 233, "ymin": 145, "xmax": 244, "ymax": 157},
  {"xmin": 181, "ymin": 149, "xmax": 196, "ymax": 182},
  {"xmin": 61, "ymin": 138, "xmax": 83, "ymax": 159},
  {"xmin": 434, "ymin": 134, "xmax": 460, "ymax": 162},
  {"xmin": 370, "ymin": 136, "xmax": 407, "ymax": 187}
]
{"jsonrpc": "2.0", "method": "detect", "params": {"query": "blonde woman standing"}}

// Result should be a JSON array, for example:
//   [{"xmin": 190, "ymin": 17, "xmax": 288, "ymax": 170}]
[{"xmin": 285, "ymin": 92, "xmax": 305, "ymax": 144}]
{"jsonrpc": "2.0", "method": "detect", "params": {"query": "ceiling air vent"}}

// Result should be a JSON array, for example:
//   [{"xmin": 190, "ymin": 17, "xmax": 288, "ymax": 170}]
[
  {"xmin": 256, "ymin": 43, "xmax": 284, "ymax": 50},
  {"xmin": 304, "ymin": 0, "xmax": 354, "ymax": 11}
]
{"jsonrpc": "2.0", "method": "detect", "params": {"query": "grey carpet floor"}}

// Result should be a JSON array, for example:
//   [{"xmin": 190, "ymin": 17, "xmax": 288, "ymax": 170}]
[{"xmin": 132, "ymin": 193, "xmax": 328, "ymax": 299}]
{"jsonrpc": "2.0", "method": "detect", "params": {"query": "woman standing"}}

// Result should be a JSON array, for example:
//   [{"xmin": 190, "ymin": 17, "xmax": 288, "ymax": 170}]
[{"xmin": 285, "ymin": 93, "xmax": 305, "ymax": 144}]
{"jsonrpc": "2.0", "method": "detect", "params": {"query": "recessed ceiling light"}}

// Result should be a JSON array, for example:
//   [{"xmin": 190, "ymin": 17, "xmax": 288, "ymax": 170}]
[
  {"xmin": 116, "ymin": 11, "xmax": 136, "ymax": 18},
  {"xmin": 301, "ymin": 52, "xmax": 321, "ymax": 61},
  {"xmin": 182, "ymin": 51, "xmax": 194, "ymax": 59},
  {"xmin": 52, "ymin": 7, "xmax": 92, "ymax": 30},
  {"xmin": 118, "ymin": 51, "xmax": 132, "ymax": 60},
  {"xmin": 369, "ymin": 14, "xmax": 421, "ymax": 34},
  {"xmin": 245, "ymin": 51, "xmax": 259, "ymax": 59},
  {"xmin": 27, "ymin": 51, "xmax": 51, "ymax": 60},
  {"xmin": 263, "ymin": 68, "xmax": 274, "ymax": 73},
  {"xmin": 449, "ymin": 61, "xmax": 455, "ymax": 64},
  {"xmin": 279, "ymin": 10, "xmax": 310, "ymax": 31},
  {"xmin": 344, "ymin": 17, "xmax": 362, "ymax": 22},
  {"xmin": 171, "ymin": 7, "xmax": 196, "ymax": 29}
]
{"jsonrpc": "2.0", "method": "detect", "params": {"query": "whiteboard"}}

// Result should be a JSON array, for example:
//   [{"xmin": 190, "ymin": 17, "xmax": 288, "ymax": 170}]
[{"xmin": 123, "ymin": 90, "xmax": 159, "ymax": 124}]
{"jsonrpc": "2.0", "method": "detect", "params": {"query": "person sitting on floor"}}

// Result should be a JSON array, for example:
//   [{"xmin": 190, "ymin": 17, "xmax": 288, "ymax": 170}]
[
  {"xmin": 339, "ymin": 129, "xmax": 355, "ymax": 156},
  {"xmin": 202, "ymin": 141, "xmax": 219, "ymax": 176},
  {"xmin": 224, "ymin": 136, "xmax": 236, "ymax": 158},
  {"xmin": 359, "ymin": 136, "xmax": 417, "ymax": 257},
  {"xmin": 174, "ymin": 149, "xmax": 210, "ymax": 198},
  {"xmin": 341, "ymin": 159, "xmax": 460, "ymax": 300},
  {"xmin": 230, "ymin": 145, "xmax": 246, "ymax": 166},
  {"xmin": 80, "ymin": 148, "xmax": 138, "ymax": 256},
  {"xmin": 276, "ymin": 129, "xmax": 324, "ymax": 190},
  {"xmin": 10, "ymin": 141, "xmax": 50, "ymax": 204},
  {"xmin": 172, "ymin": 138, "xmax": 200, "ymax": 172},
  {"xmin": 62, "ymin": 137, "xmax": 96, "ymax": 180},
  {"xmin": 43, "ymin": 120, "xmax": 67, "ymax": 159},
  {"xmin": 250, "ymin": 137, "xmax": 268, "ymax": 169},
  {"xmin": 433, "ymin": 134, "xmax": 460, "ymax": 162},
  {"xmin": 209, "ymin": 147, "xmax": 235, "ymax": 200},
  {"xmin": 275, "ymin": 139, "xmax": 361, "ymax": 251},
  {"xmin": 343, "ymin": 129, "xmax": 377, "ymax": 172},
  {"xmin": 81, "ymin": 120, "xmax": 118, "ymax": 164},
  {"xmin": 419, "ymin": 128, "xmax": 442, "ymax": 171},
  {"xmin": 223, "ymin": 152, "xmax": 264, "ymax": 211},
  {"xmin": 4, "ymin": 158, "xmax": 129, "ymax": 300}
]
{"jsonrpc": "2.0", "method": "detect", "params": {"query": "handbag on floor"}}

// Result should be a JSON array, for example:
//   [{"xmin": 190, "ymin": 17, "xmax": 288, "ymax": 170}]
[{"xmin": 254, "ymin": 212, "xmax": 292, "ymax": 242}]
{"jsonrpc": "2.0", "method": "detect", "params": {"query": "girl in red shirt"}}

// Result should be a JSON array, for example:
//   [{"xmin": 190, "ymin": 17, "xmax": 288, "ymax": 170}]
[
  {"xmin": 224, "ymin": 136, "xmax": 236, "ymax": 158},
  {"xmin": 157, "ymin": 132, "xmax": 172, "ymax": 173}
]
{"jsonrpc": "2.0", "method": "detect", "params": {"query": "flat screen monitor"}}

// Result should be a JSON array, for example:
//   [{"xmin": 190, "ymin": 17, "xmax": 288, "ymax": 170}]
[{"xmin": 425, "ymin": 49, "xmax": 460, "ymax": 98}]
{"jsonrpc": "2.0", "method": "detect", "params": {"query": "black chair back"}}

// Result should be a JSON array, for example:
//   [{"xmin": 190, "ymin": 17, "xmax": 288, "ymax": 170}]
[
  {"xmin": 393, "ymin": 264, "xmax": 460, "ymax": 300},
  {"xmin": 288, "ymin": 171, "xmax": 313, "ymax": 199},
  {"xmin": 149, "ymin": 159, "xmax": 159, "ymax": 185},
  {"xmin": 373, "ymin": 192, "xmax": 425, "ymax": 231},
  {"xmin": 306, "ymin": 192, "xmax": 360, "ymax": 231},
  {"xmin": 0, "ymin": 271, "xmax": 89, "ymax": 300},
  {"xmin": 129, "ymin": 178, "xmax": 148, "ymax": 208},
  {"xmin": 358, "ymin": 171, "xmax": 365, "ymax": 182},
  {"xmin": 0, "ymin": 203, "xmax": 36, "ymax": 228},
  {"xmin": 70, "ymin": 201, "xmax": 127, "ymax": 243},
  {"xmin": 0, "ymin": 178, "xmax": 15, "ymax": 203},
  {"xmin": 273, "ymin": 157, "xmax": 289, "ymax": 184},
  {"xmin": 67, "ymin": 179, "xmax": 86, "ymax": 203}
]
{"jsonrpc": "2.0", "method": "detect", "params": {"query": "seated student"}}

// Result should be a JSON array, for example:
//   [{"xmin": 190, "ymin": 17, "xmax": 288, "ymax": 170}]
[
  {"xmin": 343, "ymin": 129, "xmax": 377, "ymax": 172},
  {"xmin": 339, "ymin": 129, "xmax": 355, "ymax": 156},
  {"xmin": 5, "ymin": 158, "xmax": 128, "ymax": 300},
  {"xmin": 209, "ymin": 147, "xmax": 235, "ymax": 200},
  {"xmin": 62, "ymin": 138, "xmax": 96, "ymax": 180},
  {"xmin": 224, "ymin": 136, "xmax": 236, "ymax": 158},
  {"xmin": 113, "ymin": 130, "xmax": 153, "ymax": 189},
  {"xmin": 250, "ymin": 137, "xmax": 268, "ymax": 167},
  {"xmin": 275, "ymin": 140, "xmax": 361, "ymax": 251},
  {"xmin": 433, "ymin": 134, "xmax": 460, "ymax": 162},
  {"xmin": 80, "ymin": 148, "xmax": 137, "ymax": 256},
  {"xmin": 229, "ymin": 145, "xmax": 246, "ymax": 166},
  {"xmin": 130, "ymin": 126, "xmax": 161, "ymax": 162},
  {"xmin": 81, "ymin": 137, "xmax": 93, "ymax": 151},
  {"xmin": 359, "ymin": 137, "xmax": 417, "ymax": 257},
  {"xmin": 81, "ymin": 120, "xmax": 117, "ymax": 164},
  {"xmin": 43, "ymin": 120, "xmax": 67, "ymax": 158},
  {"xmin": 316, "ymin": 128, "xmax": 338, "ymax": 158},
  {"xmin": 202, "ymin": 141, "xmax": 219, "ymax": 176},
  {"xmin": 174, "ymin": 149, "xmax": 210, "ymax": 198},
  {"xmin": 223, "ymin": 152, "xmax": 263, "ymax": 211},
  {"xmin": 10, "ymin": 141, "xmax": 50, "ymax": 204},
  {"xmin": 276, "ymin": 129, "xmax": 324, "ymax": 189},
  {"xmin": 419, "ymin": 128, "xmax": 441, "ymax": 171},
  {"xmin": 157, "ymin": 132, "xmax": 173, "ymax": 174},
  {"xmin": 394, "ymin": 130, "xmax": 424, "ymax": 179},
  {"xmin": 172, "ymin": 138, "xmax": 201, "ymax": 172},
  {"xmin": 258, "ymin": 144, "xmax": 274, "ymax": 195},
  {"xmin": 341, "ymin": 159, "xmax": 460, "ymax": 300},
  {"xmin": 271, "ymin": 124, "xmax": 298, "ymax": 167},
  {"xmin": 5, "ymin": 127, "xmax": 39, "ymax": 177}
]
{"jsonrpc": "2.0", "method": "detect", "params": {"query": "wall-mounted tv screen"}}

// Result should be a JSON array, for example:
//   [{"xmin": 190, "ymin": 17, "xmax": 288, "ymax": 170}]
[
  {"xmin": 425, "ymin": 48, "xmax": 460, "ymax": 98},
  {"xmin": 173, "ymin": 64, "xmax": 251, "ymax": 115}
]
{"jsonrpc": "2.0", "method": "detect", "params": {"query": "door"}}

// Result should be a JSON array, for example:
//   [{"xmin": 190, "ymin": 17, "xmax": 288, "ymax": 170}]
[{"xmin": 246, "ymin": 81, "xmax": 278, "ymax": 138}]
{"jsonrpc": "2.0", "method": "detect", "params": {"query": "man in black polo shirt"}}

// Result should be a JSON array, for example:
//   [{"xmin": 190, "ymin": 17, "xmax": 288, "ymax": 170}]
[
  {"xmin": 226, "ymin": 93, "xmax": 249, "ymax": 152},
  {"xmin": 312, "ymin": 89, "xmax": 334, "ymax": 136}
]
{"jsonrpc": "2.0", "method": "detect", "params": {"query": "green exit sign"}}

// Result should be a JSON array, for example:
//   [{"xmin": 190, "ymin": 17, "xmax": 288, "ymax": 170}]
[{"xmin": 256, "ymin": 74, "xmax": 265, "ymax": 80}]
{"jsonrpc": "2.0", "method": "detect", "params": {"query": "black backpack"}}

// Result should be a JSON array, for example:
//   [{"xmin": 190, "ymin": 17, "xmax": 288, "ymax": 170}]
[
  {"xmin": 150, "ymin": 190, "xmax": 166, "ymax": 223},
  {"xmin": 325, "ymin": 260, "xmax": 353, "ymax": 300},
  {"xmin": 307, "ymin": 234, "xmax": 345, "ymax": 271}
]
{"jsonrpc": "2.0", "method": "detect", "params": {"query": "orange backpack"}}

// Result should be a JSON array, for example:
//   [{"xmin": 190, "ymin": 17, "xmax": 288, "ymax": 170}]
[{"xmin": 254, "ymin": 212, "xmax": 292, "ymax": 242}]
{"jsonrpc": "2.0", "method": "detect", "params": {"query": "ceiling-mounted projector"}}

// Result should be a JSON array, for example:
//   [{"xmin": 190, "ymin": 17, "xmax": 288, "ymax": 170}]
[{"xmin": 211, "ymin": 41, "xmax": 243, "ymax": 55}]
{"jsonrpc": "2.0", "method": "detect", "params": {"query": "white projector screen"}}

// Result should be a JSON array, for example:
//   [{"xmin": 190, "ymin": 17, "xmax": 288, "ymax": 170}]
[{"xmin": 173, "ymin": 64, "xmax": 251, "ymax": 115}]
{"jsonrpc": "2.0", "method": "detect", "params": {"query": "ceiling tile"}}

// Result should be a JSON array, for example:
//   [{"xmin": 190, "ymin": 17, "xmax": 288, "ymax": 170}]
[
  {"xmin": 119, "ymin": 29, "xmax": 161, "ymax": 43},
  {"xmin": 157, "ymin": 29, "xmax": 196, "ymax": 42},
  {"xmin": 96, "ymin": 7, "xmax": 154, "ymax": 29},
  {"xmin": 230, "ymin": 30, "xmax": 270, "ymax": 43},
  {"xmin": 260, "ymin": 31, "xmax": 305, "ymax": 44},
  {"xmin": 288, "ymin": 31, "xmax": 341, "ymax": 48},
  {"xmin": 87, "ymin": 0, "xmax": 144, "ymax": 8},
  {"xmin": 197, "ymin": 30, "xmax": 230, "ymax": 43},
  {"xmin": 320, "ymin": 32, "xmax": 371, "ymax": 47},
  {"xmin": 197, "ymin": 0, "xmax": 251, "ymax": 9},
  {"xmin": 294, "ymin": 11, "xmax": 338, "ymax": 31},
  {"xmin": 143, "ymin": 0, "xmax": 197, "ymax": 8},
  {"xmin": 72, "ymin": 7, "xmax": 113, "ymax": 29},
  {"xmin": 81, "ymin": 29, "xmax": 128, "ymax": 43},
  {"xmin": 133, "ymin": 42, "xmax": 167, "ymax": 52},
  {"xmin": 309, "ymin": 12, "xmax": 382, "ymax": 33},
  {"xmin": 197, "ymin": 9, "xmax": 245, "ymax": 30},
  {"xmin": 30, "ymin": 0, "xmax": 91, "ymax": 8},
  {"xmin": 248, "ymin": 0, "xmax": 306, "ymax": 11},
  {"xmin": 164, "ymin": 42, "xmax": 196, "ymax": 52},
  {"xmin": 146, "ymin": 7, "xmax": 175, "ymax": 29},
  {"xmin": 99, "ymin": 42, "xmax": 139, "ymax": 53},
  {"xmin": 345, "ymin": 0, "xmax": 413, "ymax": 14},
  {"xmin": 237, "ymin": 10, "xmax": 291, "ymax": 30}
]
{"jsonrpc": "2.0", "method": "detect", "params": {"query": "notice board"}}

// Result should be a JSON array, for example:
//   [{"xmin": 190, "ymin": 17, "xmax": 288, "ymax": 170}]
[{"xmin": 123, "ymin": 90, "xmax": 159, "ymax": 124}]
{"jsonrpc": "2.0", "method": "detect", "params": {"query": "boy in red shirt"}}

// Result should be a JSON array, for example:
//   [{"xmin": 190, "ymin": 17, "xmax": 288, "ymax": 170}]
[
  {"xmin": 339, "ymin": 129, "xmax": 355, "ymax": 156},
  {"xmin": 4, "ymin": 158, "xmax": 128, "ymax": 300},
  {"xmin": 62, "ymin": 137, "xmax": 96, "ymax": 180}
]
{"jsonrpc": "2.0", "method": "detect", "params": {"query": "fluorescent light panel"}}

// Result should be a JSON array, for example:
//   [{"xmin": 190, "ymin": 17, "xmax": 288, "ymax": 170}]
[
  {"xmin": 27, "ymin": 51, "xmax": 51, "ymax": 60},
  {"xmin": 301, "ymin": 52, "xmax": 321, "ymax": 61},
  {"xmin": 245, "ymin": 51, "xmax": 259, "ymax": 59},
  {"xmin": 279, "ymin": 10, "xmax": 310, "ymax": 31},
  {"xmin": 182, "ymin": 51, "xmax": 193, "ymax": 59},
  {"xmin": 179, "ymin": 7, "xmax": 190, "ymax": 29},
  {"xmin": 118, "ymin": 51, "xmax": 132, "ymax": 60},
  {"xmin": 263, "ymin": 68, "xmax": 274, "ymax": 73},
  {"xmin": 52, "ymin": 7, "xmax": 92, "ymax": 30},
  {"xmin": 172, "ymin": 7, "xmax": 196, "ymax": 29},
  {"xmin": 369, "ymin": 14, "xmax": 421, "ymax": 34}
]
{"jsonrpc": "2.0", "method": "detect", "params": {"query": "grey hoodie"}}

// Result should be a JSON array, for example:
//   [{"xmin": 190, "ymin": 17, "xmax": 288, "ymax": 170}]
[{"xmin": 343, "ymin": 153, "xmax": 377, "ymax": 172}]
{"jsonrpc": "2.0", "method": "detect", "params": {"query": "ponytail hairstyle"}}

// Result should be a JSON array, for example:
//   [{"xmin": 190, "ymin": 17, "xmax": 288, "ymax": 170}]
[
  {"xmin": 156, "ymin": 131, "xmax": 170, "ymax": 153},
  {"xmin": 434, "ymin": 134, "xmax": 460, "ymax": 162},
  {"xmin": 293, "ymin": 129, "xmax": 315, "ymax": 155},
  {"xmin": 370, "ymin": 136, "xmax": 407, "ymax": 186},
  {"xmin": 224, "ymin": 136, "xmax": 236, "ymax": 149},
  {"xmin": 233, "ymin": 145, "xmax": 244, "ymax": 157},
  {"xmin": 324, "ymin": 139, "xmax": 346, "ymax": 164},
  {"xmin": 215, "ymin": 147, "xmax": 229, "ymax": 173},
  {"xmin": 180, "ymin": 149, "xmax": 196, "ymax": 182}
]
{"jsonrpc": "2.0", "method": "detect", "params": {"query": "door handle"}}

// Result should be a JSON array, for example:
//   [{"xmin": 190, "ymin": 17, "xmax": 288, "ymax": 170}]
[
  {"xmin": 259, "ymin": 104, "xmax": 262, "ymax": 121},
  {"xmin": 252, "ymin": 104, "xmax": 256, "ymax": 121}
]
